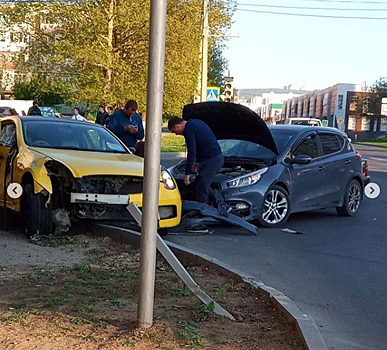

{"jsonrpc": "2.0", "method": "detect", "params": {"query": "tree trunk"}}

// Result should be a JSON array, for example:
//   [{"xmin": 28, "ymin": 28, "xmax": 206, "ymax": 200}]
[{"xmin": 103, "ymin": 0, "xmax": 115, "ymax": 98}]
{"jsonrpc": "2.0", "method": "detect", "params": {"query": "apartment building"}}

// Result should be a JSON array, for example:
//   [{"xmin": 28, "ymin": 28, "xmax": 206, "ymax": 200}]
[
  {"xmin": 0, "ymin": 19, "xmax": 29, "ymax": 99},
  {"xmin": 282, "ymin": 83, "xmax": 386, "ymax": 138},
  {"xmin": 241, "ymin": 88, "xmax": 307, "ymax": 123}
]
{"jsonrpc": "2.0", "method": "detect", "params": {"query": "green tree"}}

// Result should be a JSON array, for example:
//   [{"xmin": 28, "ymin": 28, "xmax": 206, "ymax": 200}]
[
  {"xmin": 208, "ymin": 41, "xmax": 228, "ymax": 88},
  {"xmin": 364, "ymin": 77, "xmax": 387, "ymax": 116},
  {"xmin": 1, "ymin": 0, "xmax": 234, "ymax": 114},
  {"xmin": 13, "ymin": 76, "xmax": 69, "ymax": 105}
]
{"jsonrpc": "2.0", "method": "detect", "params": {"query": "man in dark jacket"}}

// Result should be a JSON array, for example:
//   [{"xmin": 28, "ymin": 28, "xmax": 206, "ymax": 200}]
[
  {"xmin": 168, "ymin": 116, "xmax": 224, "ymax": 204},
  {"xmin": 108, "ymin": 100, "xmax": 144, "ymax": 151},
  {"xmin": 27, "ymin": 100, "xmax": 42, "ymax": 116},
  {"xmin": 105, "ymin": 106, "xmax": 114, "ymax": 127},
  {"xmin": 95, "ymin": 105, "xmax": 108, "ymax": 126}
]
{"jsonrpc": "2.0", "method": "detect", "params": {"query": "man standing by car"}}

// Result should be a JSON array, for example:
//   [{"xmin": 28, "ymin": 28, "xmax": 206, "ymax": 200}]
[
  {"xmin": 95, "ymin": 105, "xmax": 108, "ymax": 126},
  {"xmin": 27, "ymin": 100, "xmax": 42, "ymax": 116},
  {"xmin": 71, "ymin": 107, "xmax": 86, "ymax": 121},
  {"xmin": 108, "ymin": 100, "xmax": 144, "ymax": 151},
  {"xmin": 105, "ymin": 105, "xmax": 114, "ymax": 127},
  {"xmin": 168, "ymin": 116, "xmax": 223, "ymax": 204}
]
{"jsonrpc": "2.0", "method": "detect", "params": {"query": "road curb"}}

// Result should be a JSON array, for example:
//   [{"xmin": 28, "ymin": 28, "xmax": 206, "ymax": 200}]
[
  {"xmin": 353, "ymin": 142, "xmax": 387, "ymax": 149},
  {"xmin": 89, "ymin": 223, "xmax": 328, "ymax": 350}
]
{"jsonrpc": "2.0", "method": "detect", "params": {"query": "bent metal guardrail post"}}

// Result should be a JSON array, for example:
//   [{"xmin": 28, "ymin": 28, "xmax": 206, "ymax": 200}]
[{"xmin": 127, "ymin": 203, "xmax": 235, "ymax": 321}]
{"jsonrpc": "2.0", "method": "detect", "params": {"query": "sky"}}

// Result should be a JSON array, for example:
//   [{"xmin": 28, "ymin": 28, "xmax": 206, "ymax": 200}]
[{"xmin": 223, "ymin": 0, "xmax": 387, "ymax": 91}]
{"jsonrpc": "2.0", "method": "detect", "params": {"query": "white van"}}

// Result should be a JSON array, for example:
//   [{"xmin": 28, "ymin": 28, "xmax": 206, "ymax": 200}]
[{"xmin": 286, "ymin": 118, "xmax": 323, "ymax": 127}]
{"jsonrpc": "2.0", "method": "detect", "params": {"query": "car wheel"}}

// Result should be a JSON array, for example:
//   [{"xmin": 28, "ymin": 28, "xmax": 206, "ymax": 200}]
[
  {"xmin": 336, "ymin": 179, "xmax": 362, "ymax": 217},
  {"xmin": 257, "ymin": 185, "xmax": 291, "ymax": 228},
  {"xmin": 23, "ymin": 184, "xmax": 53, "ymax": 235}
]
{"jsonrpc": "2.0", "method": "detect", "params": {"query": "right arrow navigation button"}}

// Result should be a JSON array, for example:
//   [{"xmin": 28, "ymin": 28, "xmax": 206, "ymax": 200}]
[{"xmin": 365, "ymin": 183, "xmax": 381, "ymax": 199}]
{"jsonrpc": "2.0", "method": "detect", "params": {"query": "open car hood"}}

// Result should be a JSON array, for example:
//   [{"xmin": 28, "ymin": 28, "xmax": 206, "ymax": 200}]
[{"xmin": 182, "ymin": 102, "xmax": 278, "ymax": 154}]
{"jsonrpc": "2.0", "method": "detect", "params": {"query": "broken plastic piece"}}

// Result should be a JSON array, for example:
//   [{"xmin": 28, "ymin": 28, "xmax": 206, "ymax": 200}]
[
  {"xmin": 52, "ymin": 209, "xmax": 71, "ymax": 235},
  {"xmin": 182, "ymin": 201, "xmax": 258, "ymax": 235},
  {"xmin": 281, "ymin": 228, "xmax": 303, "ymax": 234}
]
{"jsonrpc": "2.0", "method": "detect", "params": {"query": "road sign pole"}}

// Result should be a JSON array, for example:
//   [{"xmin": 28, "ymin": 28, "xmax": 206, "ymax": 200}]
[
  {"xmin": 137, "ymin": 0, "xmax": 168, "ymax": 329},
  {"xmin": 200, "ymin": 0, "xmax": 209, "ymax": 102}
]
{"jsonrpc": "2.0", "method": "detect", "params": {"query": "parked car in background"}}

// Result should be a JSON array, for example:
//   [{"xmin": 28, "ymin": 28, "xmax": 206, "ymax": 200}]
[
  {"xmin": 0, "ymin": 116, "xmax": 181, "ymax": 235},
  {"xmin": 40, "ymin": 106, "xmax": 57, "ymax": 118},
  {"xmin": 286, "ymin": 117, "xmax": 323, "ymax": 127},
  {"xmin": 0, "ymin": 106, "xmax": 18, "ymax": 117},
  {"xmin": 169, "ymin": 102, "xmax": 366, "ymax": 228}
]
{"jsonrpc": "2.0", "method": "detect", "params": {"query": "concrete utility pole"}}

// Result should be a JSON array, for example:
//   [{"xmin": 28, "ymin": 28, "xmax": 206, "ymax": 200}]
[
  {"xmin": 137, "ymin": 0, "xmax": 168, "ymax": 329},
  {"xmin": 200, "ymin": 0, "xmax": 209, "ymax": 102}
]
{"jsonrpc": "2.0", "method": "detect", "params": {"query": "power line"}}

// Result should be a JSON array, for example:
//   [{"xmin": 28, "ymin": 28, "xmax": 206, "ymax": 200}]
[
  {"xmin": 237, "ymin": 2, "xmax": 387, "ymax": 11},
  {"xmin": 237, "ymin": 8, "xmax": 387, "ymax": 19},
  {"xmin": 283, "ymin": 0, "xmax": 387, "ymax": 3}
]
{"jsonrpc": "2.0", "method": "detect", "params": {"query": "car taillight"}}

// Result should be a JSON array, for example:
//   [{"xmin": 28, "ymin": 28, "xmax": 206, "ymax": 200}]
[{"xmin": 362, "ymin": 160, "xmax": 369, "ymax": 177}]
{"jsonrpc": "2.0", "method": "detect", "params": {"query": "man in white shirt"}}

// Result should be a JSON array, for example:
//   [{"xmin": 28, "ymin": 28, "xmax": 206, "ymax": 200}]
[{"xmin": 71, "ymin": 107, "xmax": 86, "ymax": 121}]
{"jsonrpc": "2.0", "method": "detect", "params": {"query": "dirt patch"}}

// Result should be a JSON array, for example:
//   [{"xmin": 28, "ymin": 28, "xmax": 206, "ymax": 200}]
[
  {"xmin": 0, "ymin": 232, "xmax": 306, "ymax": 349},
  {"xmin": 0, "ymin": 229, "xmax": 87, "ymax": 268}
]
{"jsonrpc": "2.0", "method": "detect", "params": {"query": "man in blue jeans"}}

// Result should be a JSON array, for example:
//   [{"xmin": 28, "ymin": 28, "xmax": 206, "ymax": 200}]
[{"xmin": 168, "ymin": 116, "xmax": 224, "ymax": 204}]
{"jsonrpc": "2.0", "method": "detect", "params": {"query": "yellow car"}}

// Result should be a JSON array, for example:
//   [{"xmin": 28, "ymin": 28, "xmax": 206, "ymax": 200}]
[{"xmin": 0, "ymin": 116, "xmax": 181, "ymax": 234}]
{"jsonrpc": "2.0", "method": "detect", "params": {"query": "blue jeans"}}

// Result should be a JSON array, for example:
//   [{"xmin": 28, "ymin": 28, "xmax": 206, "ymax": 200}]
[{"xmin": 196, "ymin": 154, "xmax": 224, "ymax": 204}]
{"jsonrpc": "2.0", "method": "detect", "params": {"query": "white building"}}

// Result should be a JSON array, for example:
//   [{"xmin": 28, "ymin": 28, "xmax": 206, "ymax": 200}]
[
  {"xmin": 240, "ymin": 88, "xmax": 307, "ymax": 123},
  {"xmin": 0, "ymin": 20, "xmax": 29, "ymax": 99}
]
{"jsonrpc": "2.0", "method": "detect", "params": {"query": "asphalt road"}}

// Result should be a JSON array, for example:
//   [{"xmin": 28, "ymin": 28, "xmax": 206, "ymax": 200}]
[{"xmin": 161, "ymin": 144, "xmax": 387, "ymax": 350}]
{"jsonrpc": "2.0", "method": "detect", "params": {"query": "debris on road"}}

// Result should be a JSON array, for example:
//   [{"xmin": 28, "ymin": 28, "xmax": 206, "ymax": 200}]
[
  {"xmin": 182, "ymin": 201, "xmax": 258, "ymax": 235},
  {"xmin": 281, "ymin": 228, "xmax": 303, "ymax": 234}
]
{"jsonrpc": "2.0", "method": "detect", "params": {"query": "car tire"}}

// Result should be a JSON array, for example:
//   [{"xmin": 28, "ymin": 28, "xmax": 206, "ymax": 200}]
[
  {"xmin": 24, "ymin": 184, "xmax": 53, "ymax": 235},
  {"xmin": 257, "ymin": 185, "xmax": 291, "ymax": 228},
  {"xmin": 336, "ymin": 179, "xmax": 362, "ymax": 217}
]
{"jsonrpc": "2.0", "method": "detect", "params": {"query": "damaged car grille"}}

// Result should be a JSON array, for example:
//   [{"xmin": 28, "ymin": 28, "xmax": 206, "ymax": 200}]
[{"xmin": 77, "ymin": 175, "xmax": 143, "ymax": 195}]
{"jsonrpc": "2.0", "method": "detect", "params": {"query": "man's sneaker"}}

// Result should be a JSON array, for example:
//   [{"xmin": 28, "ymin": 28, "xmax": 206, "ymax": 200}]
[{"xmin": 185, "ymin": 224, "xmax": 211, "ymax": 234}]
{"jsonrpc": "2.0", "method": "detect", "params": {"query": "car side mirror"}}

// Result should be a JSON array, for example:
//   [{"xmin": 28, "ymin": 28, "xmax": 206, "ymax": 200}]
[{"xmin": 292, "ymin": 154, "xmax": 312, "ymax": 164}]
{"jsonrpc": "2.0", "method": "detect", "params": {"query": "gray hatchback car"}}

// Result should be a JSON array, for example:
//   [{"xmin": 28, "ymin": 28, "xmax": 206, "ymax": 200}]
[{"xmin": 169, "ymin": 102, "xmax": 367, "ymax": 227}]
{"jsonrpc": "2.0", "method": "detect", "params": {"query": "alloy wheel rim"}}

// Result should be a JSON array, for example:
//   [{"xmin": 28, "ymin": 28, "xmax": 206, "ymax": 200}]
[
  {"xmin": 348, "ymin": 183, "xmax": 361, "ymax": 213},
  {"xmin": 262, "ymin": 190, "xmax": 288, "ymax": 224}
]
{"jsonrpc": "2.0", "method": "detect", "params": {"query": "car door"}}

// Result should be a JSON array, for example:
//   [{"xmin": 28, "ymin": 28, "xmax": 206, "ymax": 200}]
[
  {"xmin": 0, "ymin": 122, "xmax": 17, "ymax": 207},
  {"xmin": 289, "ymin": 133, "xmax": 326, "ymax": 212},
  {"xmin": 318, "ymin": 132, "xmax": 349, "ymax": 205}
]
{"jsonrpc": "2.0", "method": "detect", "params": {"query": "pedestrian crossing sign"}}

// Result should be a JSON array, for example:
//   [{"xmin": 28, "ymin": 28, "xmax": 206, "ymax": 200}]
[{"xmin": 206, "ymin": 87, "xmax": 220, "ymax": 101}]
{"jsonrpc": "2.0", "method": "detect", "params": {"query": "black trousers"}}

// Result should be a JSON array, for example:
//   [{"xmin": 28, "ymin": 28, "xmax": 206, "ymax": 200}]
[{"xmin": 196, "ymin": 154, "xmax": 224, "ymax": 204}]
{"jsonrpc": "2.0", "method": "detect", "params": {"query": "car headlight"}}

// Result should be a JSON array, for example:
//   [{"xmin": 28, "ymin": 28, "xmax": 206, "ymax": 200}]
[
  {"xmin": 162, "ymin": 169, "xmax": 176, "ymax": 190},
  {"xmin": 227, "ymin": 167, "xmax": 268, "ymax": 189}
]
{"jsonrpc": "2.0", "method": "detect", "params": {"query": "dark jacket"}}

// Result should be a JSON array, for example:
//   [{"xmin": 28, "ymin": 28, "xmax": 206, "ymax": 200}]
[
  {"xmin": 184, "ymin": 119, "xmax": 222, "ymax": 175},
  {"xmin": 27, "ymin": 105, "xmax": 42, "ymax": 116},
  {"xmin": 108, "ymin": 110, "xmax": 144, "ymax": 149},
  {"xmin": 96, "ymin": 111, "xmax": 108, "ymax": 126}
]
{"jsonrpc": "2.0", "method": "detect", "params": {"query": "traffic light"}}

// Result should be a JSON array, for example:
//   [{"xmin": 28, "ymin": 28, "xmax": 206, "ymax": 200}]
[{"xmin": 224, "ymin": 76, "xmax": 234, "ymax": 103}]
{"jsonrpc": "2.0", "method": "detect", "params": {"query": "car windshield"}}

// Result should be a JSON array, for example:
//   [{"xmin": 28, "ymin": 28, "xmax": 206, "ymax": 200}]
[
  {"xmin": 219, "ymin": 129, "xmax": 296, "ymax": 160},
  {"xmin": 22, "ymin": 119, "xmax": 128, "ymax": 154}
]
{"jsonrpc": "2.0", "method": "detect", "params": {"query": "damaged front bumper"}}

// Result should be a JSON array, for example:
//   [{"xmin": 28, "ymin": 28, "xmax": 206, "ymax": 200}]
[
  {"xmin": 222, "ymin": 187, "xmax": 266, "ymax": 221},
  {"xmin": 69, "ymin": 186, "xmax": 181, "ymax": 228},
  {"xmin": 71, "ymin": 193, "xmax": 130, "ymax": 205}
]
